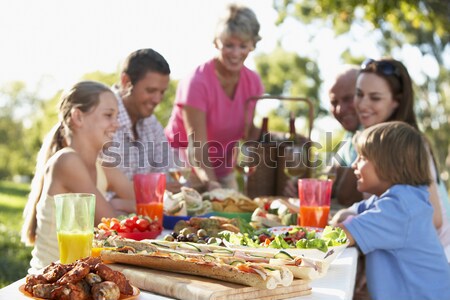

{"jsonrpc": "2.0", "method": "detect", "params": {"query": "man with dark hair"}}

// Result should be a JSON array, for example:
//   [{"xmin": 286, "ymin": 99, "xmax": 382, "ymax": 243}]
[{"xmin": 103, "ymin": 48, "xmax": 176, "ymax": 183}]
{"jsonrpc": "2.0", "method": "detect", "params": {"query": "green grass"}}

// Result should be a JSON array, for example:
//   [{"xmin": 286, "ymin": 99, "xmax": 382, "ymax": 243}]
[{"xmin": 0, "ymin": 180, "xmax": 33, "ymax": 288}]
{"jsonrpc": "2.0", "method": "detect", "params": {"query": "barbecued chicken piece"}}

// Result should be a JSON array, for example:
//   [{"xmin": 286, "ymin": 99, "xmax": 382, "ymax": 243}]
[
  {"xmin": 50, "ymin": 281, "xmax": 90, "ymax": 300},
  {"xmin": 49, "ymin": 283, "xmax": 71, "ymax": 300},
  {"xmin": 95, "ymin": 263, "xmax": 133, "ymax": 295},
  {"xmin": 25, "ymin": 274, "xmax": 47, "ymax": 293},
  {"xmin": 80, "ymin": 256, "xmax": 102, "ymax": 271},
  {"xmin": 91, "ymin": 281, "xmax": 121, "ymax": 300},
  {"xmin": 57, "ymin": 262, "xmax": 90, "ymax": 285},
  {"xmin": 85, "ymin": 273, "xmax": 103, "ymax": 286},
  {"xmin": 31, "ymin": 283, "xmax": 58, "ymax": 299},
  {"xmin": 42, "ymin": 262, "xmax": 72, "ymax": 282}
]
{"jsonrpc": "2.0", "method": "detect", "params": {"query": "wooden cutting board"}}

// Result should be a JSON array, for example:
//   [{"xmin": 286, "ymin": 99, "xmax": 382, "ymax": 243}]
[{"xmin": 109, "ymin": 263, "xmax": 312, "ymax": 300}]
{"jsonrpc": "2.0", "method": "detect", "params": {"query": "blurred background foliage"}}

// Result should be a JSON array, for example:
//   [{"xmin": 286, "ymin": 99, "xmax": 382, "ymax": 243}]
[{"xmin": 0, "ymin": 0, "xmax": 448, "ymax": 185}]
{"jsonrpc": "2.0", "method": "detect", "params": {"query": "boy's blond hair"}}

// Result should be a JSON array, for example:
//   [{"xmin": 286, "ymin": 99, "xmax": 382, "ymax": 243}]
[{"xmin": 353, "ymin": 121, "xmax": 431, "ymax": 186}]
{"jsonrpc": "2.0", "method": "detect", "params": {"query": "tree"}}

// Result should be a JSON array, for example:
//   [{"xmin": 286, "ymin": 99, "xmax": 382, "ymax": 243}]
[
  {"xmin": 254, "ymin": 45, "xmax": 323, "ymax": 137},
  {"xmin": 273, "ymin": 0, "xmax": 450, "ymax": 181},
  {"xmin": 0, "ymin": 81, "xmax": 43, "ymax": 179}
]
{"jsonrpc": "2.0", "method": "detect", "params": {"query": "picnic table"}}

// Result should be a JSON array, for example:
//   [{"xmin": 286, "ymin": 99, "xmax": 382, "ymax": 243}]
[{"xmin": 0, "ymin": 246, "xmax": 358, "ymax": 300}]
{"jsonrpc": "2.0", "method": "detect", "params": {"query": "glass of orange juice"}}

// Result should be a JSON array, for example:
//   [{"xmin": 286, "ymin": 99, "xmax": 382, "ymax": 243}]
[
  {"xmin": 54, "ymin": 193, "xmax": 95, "ymax": 264},
  {"xmin": 133, "ymin": 173, "xmax": 166, "ymax": 227},
  {"xmin": 297, "ymin": 179, "xmax": 332, "ymax": 228}
]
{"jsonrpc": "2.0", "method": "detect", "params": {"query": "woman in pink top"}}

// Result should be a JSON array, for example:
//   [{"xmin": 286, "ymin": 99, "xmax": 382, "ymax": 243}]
[{"xmin": 165, "ymin": 4, "xmax": 264, "ymax": 191}]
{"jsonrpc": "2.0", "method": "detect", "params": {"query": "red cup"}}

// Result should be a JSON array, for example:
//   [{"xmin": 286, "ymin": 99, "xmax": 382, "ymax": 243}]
[
  {"xmin": 133, "ymin": 173, "xmax": 166, "ymax": 227},
  {"xmin": 298, "ymin": 179, "xmax": 332, "ymax": 228}
]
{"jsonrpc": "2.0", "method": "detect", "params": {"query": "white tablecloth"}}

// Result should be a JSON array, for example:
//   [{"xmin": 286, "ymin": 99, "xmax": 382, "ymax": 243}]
[{"xmin": 0, "ymin": 247, "xmax": 358, "ymax": 300}]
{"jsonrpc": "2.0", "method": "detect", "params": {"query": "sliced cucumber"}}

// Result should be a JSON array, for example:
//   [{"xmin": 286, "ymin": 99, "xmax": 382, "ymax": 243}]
[
  {"xmin": 168, "ymin": 251, "xmax": 186, "ymax": 260},
  {"xmin": 212, "ymin": 248, "xmax": 234, "ymax": 254},
  {"xmin": 151, "ymin": 241, "xmax": 171, "ymax": 249},
  {"xmin": 178, "ymin": 242, "xmax": 202, "ymax": 252},
  {"xmin": 230, "ymin": 260, "xmax": 245, "ymax": 266},
  {"xmin": 249, "ymin": 253, "xmax": 270, "ymax": 258},
  {"xmin": 203, "ymin": 254, "xmax": 217, "ymax": 262},
  {"xmin": 273, "ymin": 250, "xmax": 294, "ymax": 260}
]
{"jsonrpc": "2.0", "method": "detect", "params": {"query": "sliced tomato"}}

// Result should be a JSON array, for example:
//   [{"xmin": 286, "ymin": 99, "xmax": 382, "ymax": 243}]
[{"xmin": 236, "ymin": 264, "xmax": 256, "ymax": 274}]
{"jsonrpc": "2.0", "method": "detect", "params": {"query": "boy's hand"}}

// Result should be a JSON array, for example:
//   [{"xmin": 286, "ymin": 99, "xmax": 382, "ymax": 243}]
[{"xmin": 330, "ymin": 208, "xmax": 356, "ymax": 226}]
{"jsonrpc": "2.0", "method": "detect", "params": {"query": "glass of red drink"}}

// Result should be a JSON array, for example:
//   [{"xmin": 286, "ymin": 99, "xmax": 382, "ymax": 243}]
[
  {"xmin": 133, "ymin": 173, "xmax": 166, "ymax": 227},
  {"xmin": 297, "ymin": 179, "xmax": 332, "ymax": 228}
]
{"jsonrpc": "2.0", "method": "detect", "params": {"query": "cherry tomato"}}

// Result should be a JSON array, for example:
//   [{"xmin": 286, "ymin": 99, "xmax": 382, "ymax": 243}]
[
  {"xmin": 118, "ymin": 224, "xmax": 131, "ymax": 233},
  {"xmin": 136, "ymin": 219, "xmax": 150, "ymax": 232},
  {"xmin": 149, "ymin": 222, "xmax": 161, "ymax": 232},
  {"xmin": 121, "ymin": 218, "xmax": 135, "ymax": 230},
  {"xmin": 109, "ymin": 220, "xmax": 121, "ymax": 231},
  {"xmin": 131, "ymin": 215, "xmax": 139, "ymax": 222}
]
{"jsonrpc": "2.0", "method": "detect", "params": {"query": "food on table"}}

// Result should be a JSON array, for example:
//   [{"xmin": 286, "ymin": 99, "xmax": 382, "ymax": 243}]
[
  {"xmin": 251, "ymin": 197, "xmax": 298, "ymax": 228},
  {"xmin": 102, "ymin": 240, "xmax": 294, "ymax": 289},
  {"xmin": 107, "ymin": 238, "xmax": 325, "ymax": 281},
  {"xmin": 169, "ymin": 216, "xmax": 254, "ymax": 243},
  {"xmin": 203, "ymin": 188, "xmax": 259, "ymax": 213},
  {"xmin": 22, "ymin": 256, "xmax": 135, "ymax": 300},
  {"xmin": 165, "ymin": 187, "xmax": 213, "ymax": 216},
  {"xmin": 220, "ymin": 226, "xmax": 348, "ymax": 253},
  {"xmin": 96, "ymin": 214, "xmax": 162, "ymax": 235}
]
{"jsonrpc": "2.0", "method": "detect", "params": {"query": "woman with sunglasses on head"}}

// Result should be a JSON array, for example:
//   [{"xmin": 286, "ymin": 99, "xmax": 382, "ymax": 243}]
[
  {"xmin": 164, "ymin": 4, "xmax": 264, "ymax": 192},
  {"xmin": 334, "ymin": 58, "xmax": 450, "ymax": 262}
]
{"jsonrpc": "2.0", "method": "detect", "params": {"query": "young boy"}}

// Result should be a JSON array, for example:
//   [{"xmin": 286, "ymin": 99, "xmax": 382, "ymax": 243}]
[{"xmin": 332, "ymin": 121, "xmax": 450, "ymax": 300}]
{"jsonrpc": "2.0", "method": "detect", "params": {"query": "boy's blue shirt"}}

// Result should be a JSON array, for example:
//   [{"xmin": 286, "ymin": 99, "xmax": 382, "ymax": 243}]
[{"xmin": 344, "ymin": 184, "xmax": 450, "ymax": 300}]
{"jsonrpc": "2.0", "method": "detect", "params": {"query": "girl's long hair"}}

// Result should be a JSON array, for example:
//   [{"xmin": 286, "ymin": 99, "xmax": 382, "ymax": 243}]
[{"xmin": 21, "ymin": 81, "xmax": 111, "ymax": 245}]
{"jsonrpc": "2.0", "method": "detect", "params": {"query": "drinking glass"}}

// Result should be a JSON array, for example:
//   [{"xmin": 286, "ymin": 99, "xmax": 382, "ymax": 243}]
[
  {"xmin": 297, "ymin": 179, "xmax": 332, "ymax": 228},
  {"xmin": 133, "ymin": 173, "xmax": 166, "ymax": 228},
  {"xmin": 55, "ymin": 193, "xmax": 95, "ymax": 264},
  {"xmin": 283, "ymin": 144, "xmax": 308, "ymax": 180},
  {"xmin": 235, "ymin": 141, "xmax": 260, "ymax": 196},
  {"xmin": 311, "ymin": 151, "xmax": 337, "ymax": 181}
]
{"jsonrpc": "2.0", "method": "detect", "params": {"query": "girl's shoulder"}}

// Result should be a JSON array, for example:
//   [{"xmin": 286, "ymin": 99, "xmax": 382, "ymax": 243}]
[{"xmin": 46, "ymin": 148, "xmax": 85, "ymax": 173}]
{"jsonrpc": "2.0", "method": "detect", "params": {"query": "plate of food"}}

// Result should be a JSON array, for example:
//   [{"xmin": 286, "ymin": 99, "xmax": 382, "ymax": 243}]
[
  {"xmin": 220, "ymin": 225, "xmax": 349, "ymax": 265},
  {"xmin": 163, "ymin": 213, "xmax": 213, "ymax": 230},
  {"xmin": 19, "ymin": 285, "xmax": 140, "ymax": 300},
  {"xmin": 96, "ymin": 215, "xmax": 162, "ymax": 241},
  {"xmin": 20, "ymin": 256, "xmax": 139, "ymax": 300}
]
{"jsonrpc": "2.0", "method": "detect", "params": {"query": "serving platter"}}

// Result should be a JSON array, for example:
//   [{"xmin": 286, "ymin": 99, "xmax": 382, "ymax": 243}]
[{"xmin": 19, "ymin": 284, "xmax": 140, "ymax": 300}]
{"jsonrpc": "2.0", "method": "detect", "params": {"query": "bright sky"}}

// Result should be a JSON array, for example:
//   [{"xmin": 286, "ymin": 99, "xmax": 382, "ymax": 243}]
[
  {"xmin": 1, "ymin": 0, "xmax": 281, "ymax": 95},
  {"xmin": 2, "ymin": 0, "xmax": 445, "ymax": 136}
]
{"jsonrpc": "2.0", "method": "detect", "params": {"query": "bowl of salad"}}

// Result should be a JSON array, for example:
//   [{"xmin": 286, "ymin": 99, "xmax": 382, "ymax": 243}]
[{"xmin": 219, "ymin": 226, "xmax": 349, "ymax": 265}]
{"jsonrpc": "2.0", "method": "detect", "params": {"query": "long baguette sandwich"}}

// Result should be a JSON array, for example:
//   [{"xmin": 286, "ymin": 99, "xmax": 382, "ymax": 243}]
[
  {"xmin": 101, "ymin": 243, "xmax": 292, "ymax": 289},
  {"xmin": 112, "ymin": 238, "xmax": 326, "ymax": 279}
]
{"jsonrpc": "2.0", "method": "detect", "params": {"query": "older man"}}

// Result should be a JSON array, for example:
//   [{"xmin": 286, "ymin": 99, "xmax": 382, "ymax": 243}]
[
  {"xmin": 329, "ymin": 65, "xmax": 363, "ymax": 207},
  {"xmin": 329, "ymin": 65, "xmax": 360, "ymax": 166}
]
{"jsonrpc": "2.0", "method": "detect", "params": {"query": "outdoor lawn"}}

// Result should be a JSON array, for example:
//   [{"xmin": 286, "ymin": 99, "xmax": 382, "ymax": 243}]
[{"xmin": 0, "ymin": 180, "xmax": 32, "ymax": 288}]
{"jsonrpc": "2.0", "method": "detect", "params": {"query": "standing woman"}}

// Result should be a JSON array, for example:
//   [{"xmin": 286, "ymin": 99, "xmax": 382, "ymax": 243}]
[
  {"xmin": 165, "ymin": 4, "xmax": 264, "ymax": 191},
  {"xmin": 354, "ymin": 58, "xmax": 450, "ymax": 261},
  {"xmin": 21, "ymin": 81, "xmax": 134, "ymax": 272}
]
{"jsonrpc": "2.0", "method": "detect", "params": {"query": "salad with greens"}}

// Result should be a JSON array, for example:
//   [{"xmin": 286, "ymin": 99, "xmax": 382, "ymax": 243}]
[{"xmin": 219, "ymin": 226, "xmax": 348, "ymax": 253}]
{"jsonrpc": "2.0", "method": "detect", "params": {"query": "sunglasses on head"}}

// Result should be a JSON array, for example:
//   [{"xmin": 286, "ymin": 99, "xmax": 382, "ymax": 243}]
[{"xmin": 361, "ymin": 58, "xmax": 401, "ymax": 79}]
